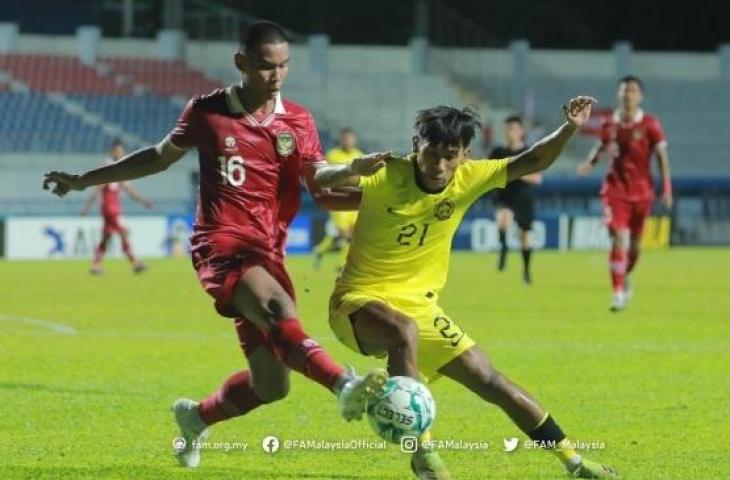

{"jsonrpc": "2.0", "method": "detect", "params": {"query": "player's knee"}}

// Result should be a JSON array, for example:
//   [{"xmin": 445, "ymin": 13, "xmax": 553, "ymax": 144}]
[{"xmin": 254, "ymin": 380, "xmax": 290, "ymax": 403}]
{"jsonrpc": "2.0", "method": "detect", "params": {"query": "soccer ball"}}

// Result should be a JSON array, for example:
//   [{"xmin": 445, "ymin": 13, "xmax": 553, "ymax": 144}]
[{"xmin": 367, "ymin": 376, "xmax": 436, "ymax": 443}]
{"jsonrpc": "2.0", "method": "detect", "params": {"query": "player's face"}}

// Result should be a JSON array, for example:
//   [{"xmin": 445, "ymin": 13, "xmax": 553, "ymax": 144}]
[
  {"xmin": 110, "ymin": 145, "xmax": 125, "ymax": 161},
  {"xmin": 414, "ymin": 139, "xmax": 468, "ymax": 190},
  {"xmin": 340, "ymin": 132, "xmax": 357, "ymax": 150},
  {"xmin": 618, "ymin": 81, "xmax": 643, "ymax": 111},
  {"xmin": 504, "ymin": 121, "xmax": 524, "ymax": 145},
  {"xmin": 236, "ymin": 42, "xmax": 290, "ymax": 100}
]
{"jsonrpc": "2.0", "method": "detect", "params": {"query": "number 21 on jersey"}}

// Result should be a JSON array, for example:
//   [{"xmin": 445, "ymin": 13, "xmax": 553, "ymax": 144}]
[{"xmin": 218, "ymin": 155, "xmax": 246, "ymax": 187}]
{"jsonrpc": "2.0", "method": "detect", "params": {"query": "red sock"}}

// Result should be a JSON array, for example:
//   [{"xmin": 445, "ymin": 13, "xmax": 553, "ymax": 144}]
[
  {"xmin": 198, "ymin": 370, "xmax": 264, "ymax": 426},
  {"xmin": 627, "ymin": 249, "xmax": 640, "ymax": 274},
  {"xmin": 271, "ymin": 317, "xmax": 344, "ymax": 391},
  {"xmin": 121, "ymin": 237, "xmax": 138, "ymax": 264},
  {"xmin": 609, "ymin": 247, "xmax": 627, "ymax": 292}
]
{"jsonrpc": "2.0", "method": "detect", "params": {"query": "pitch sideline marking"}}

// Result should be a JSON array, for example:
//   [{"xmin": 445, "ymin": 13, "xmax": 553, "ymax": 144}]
[{"xmin": 0, "ymin": 314, "xmax": 78, "ymax": 335}]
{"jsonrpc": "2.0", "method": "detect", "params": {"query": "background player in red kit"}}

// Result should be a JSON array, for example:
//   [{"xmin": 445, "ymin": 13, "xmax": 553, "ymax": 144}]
[
  {"xmin": 577, "ymin": 75, "xmax": 673, "ymax": 311},
  {"xmin": 43, "ymin": 21, "xmax": 389, "ymax": 469},
  {"xmin": 80, "ymin": 139, "xmax": 153, "ymax": 275}
]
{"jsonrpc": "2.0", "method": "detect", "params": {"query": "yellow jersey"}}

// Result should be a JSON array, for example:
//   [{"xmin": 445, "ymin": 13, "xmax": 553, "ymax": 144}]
[
  {"xmin": 326, "ymin": 147, "xmax": 364, "ymax": 165},
  {"xmin": 336, "ymin": 155, "xmax": 508, "ymax": 296}
]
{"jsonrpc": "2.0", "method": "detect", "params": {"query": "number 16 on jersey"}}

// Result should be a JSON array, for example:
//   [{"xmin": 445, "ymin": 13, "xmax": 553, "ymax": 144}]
[{"xmin": 218, "ymin": 155, "xmax": 246, "ymax": 187}]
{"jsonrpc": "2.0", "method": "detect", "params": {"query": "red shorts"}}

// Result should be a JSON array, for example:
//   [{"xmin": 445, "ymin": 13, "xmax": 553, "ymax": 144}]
[
  {"xmin": 602, "ymin": 196, "xmax": 653, "ymax": 237},
  {"xmin": 102, "ymin": 213, "xmax": 124, "ymax": 235},
  {"xmin": 191, "ymin": 236, "xmax": 295, "ymax": 319}
]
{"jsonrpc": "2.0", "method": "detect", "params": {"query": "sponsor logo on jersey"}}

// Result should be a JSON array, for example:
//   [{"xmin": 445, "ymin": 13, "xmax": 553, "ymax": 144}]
[
  {"xmin": 224, "ymin": 136, "xmax": 236, "ymax": 150},
  {"xmin": 276, "ymin": 132, "xmax": 295, "ymax": 157},
  {"xmin": 434, "ymin": 198, "xmax": 455, "ymax": 220}
]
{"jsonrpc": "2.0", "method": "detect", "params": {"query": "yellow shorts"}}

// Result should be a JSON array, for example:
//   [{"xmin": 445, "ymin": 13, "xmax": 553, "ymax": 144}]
[
  {"xmin": 328, "ymin": 288, "xmax": 475, "ymax": 383},
  {"xmin": 330, "ymin": 211, "xmax": 358, "ymax": 231}
]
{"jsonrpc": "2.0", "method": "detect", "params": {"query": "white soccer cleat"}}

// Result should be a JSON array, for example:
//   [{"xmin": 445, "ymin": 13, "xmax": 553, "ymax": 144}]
[
  {"xmin": 171, "ymin": 398, "xmax": 209, "ymax": 468},
  {"xmin": 337, "ymin": 366, "xmax": 388, "ymax": 421},
  {"xmin": 609, "ymin": 291, "xmax": 627, "ymax": 312}
]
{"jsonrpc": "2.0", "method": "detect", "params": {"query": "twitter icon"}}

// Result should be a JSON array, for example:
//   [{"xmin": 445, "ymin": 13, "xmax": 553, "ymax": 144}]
[{"xmin": 503, "ymin": 437, "xmax": 519, "ymax": 452}]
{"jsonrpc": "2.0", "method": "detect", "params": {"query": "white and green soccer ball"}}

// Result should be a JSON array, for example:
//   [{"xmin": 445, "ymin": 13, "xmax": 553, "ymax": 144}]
[{"xmin": 367, "ymin": 376, "xmax": 436, "ymax": 443}]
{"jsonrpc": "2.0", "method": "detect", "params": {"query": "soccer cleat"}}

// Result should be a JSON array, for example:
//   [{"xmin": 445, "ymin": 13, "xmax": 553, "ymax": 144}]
[
  {"xmin": 609, "ymin": 291, "xmax": 626, "ymax": 312},
  {"xmin": 566, "ymin": 458, "xmax": 619, "ymax": 478},
  {"xmin": 410, "ymin": 448, "xmax": 452, "ymax": 480},
  {"xmin": 90, "ymin": 264, "xmax": 104, "ymax": 275},
  {"xmin": 171, "ymin": 398, "xmax": 209, "ymax": 468},
  {"xmin": 133, "ymin": 262, "xmax": 148, "ymax": 274},
  {"xmin": 523, "ymin": 269, "xmax": 532, "ymax": 285},
  {"xmin": 337, "ymin": 366, "xmax": 388, "ymax": 421}
]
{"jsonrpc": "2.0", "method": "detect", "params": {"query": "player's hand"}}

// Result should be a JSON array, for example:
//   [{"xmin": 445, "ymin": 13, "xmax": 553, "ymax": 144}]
[
  {"xmin": 43, "ymin": 171, "xmax": 85, "ymax": 197},
  {"xmin": 350, "ymin": 152, "xmax": 392, "ymax": 177},
  {"xmin": 562, "ymin": 96, "xmax": 597, "ymax": 127},
  {"xmin": 576, "ymin": 161, "xmax": 592, "ymax": 176},
  {"xmin": 662, "ymin": 190, "xmax": 673, "ymax": 210}
]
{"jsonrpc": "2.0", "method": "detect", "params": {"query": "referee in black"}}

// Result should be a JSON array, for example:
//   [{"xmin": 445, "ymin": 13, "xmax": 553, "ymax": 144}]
[{"xmin": 490, "ymin": 115, "xmax": 542, "ymax": 284}]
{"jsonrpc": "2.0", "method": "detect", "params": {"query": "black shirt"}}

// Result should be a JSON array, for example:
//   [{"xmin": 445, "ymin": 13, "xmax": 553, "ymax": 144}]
[{"xmin": 489, "ymin": 145, "xmax": 531, "ymax": 198}]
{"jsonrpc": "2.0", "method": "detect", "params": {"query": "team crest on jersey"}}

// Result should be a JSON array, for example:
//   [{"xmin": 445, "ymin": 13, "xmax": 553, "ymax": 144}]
[
  {"xmin": 434, "ymin": 198, "xmax": 455, "ymax": 221},
  {"xmin": 224, "ymin": 136, "xmax": 236, "ymax": 150},
  {"xmin": 276, "ymin": 132, "xmax": 295, "ymax": 156},
  {"xmin": 632, "ymin": 128, "xmax": 644, "ymax": 141}
]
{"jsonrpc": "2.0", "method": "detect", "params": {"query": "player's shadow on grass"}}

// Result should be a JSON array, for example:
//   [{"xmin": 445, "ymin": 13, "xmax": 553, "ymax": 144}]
[{"xmin": 0, "ymin": 381, "xmax": 142, "ymax": 397}]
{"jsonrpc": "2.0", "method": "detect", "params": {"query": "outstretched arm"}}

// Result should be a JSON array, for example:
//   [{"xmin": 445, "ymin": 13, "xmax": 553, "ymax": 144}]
[
  {"xmin": 577, "ymin": 141, "xmax": 604, "ymax": 176},
  {"xmin": 302, "ymin": 163, "xmax": 363, "ymax": 211},
  {"xmin": 313, "ymin": 152, "xmax": 391, "ymax": 188},
  {"xmin": 120, "ymin": 182, "xmax": 154, "ymax": 209},
  {"xmin": 79, "ymin": 187, "xmax": 99, "ymax": 215},
  {"xmin": 43, "ymin": 140, "xmax": 186, "ymax": 197},
  {"xmin": 656, "ymin": 143, "xmax": 673, "ymax": 209},
  {"xmin": 507, "ymin": 96, "xmax": 596, "ymax": 183}
]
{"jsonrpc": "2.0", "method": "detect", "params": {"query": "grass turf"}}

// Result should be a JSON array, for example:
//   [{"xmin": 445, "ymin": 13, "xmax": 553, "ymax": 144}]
[{"xmin": 1, "ymin": 248, "xmax": 728, "ymax": 479}]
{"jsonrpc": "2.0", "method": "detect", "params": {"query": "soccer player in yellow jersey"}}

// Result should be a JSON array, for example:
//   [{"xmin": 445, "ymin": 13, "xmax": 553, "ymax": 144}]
[
  {"xmin": 313, "ymin": 128, "xmax": 364, "ymax": 270},
  {"xmin": 314, "ymin": 98, "xmax": 618, "ymax": 479}
]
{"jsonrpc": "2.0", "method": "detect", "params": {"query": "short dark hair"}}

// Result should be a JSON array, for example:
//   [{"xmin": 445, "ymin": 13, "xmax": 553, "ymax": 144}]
[
  {"xmin": 241, "ymin": 21, "xmax": 289, "ymax": 52},
  {"xmin": 414, "ymin": 106, "xmax": 481, "ymax": 149},
  {"xmin": 110, "ymin": 138, "xmax": 124, "ymax": 149},
  {"xmin": 504, "ymin": 115, "xmax": 523, "ymax": 125},
  {"xmin": 339, "ymin": 127, "xmax": 355, "ymax": 136},
  {"xmin": 619, "ymin": 75, "xmax": 643, "ymax": 91}
]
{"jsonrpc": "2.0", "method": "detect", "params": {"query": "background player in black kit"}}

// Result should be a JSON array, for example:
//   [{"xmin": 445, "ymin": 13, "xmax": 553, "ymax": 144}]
[{"xmin": 490, "ymin": 116, "xmax": 542, "ymax": 284}]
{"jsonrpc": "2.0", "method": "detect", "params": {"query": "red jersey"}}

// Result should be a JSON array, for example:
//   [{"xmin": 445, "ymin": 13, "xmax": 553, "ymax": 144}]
[
  {"xmin": 599, "ymin": 109, "xmax": 666, "ymax": 201},
  {"xmin": 167, "ymin": 85, "xmax": 325, "ymax": 258},
  {"xmin": 99, "ymin": 160, "xmax": 121, "ymax": 216}
]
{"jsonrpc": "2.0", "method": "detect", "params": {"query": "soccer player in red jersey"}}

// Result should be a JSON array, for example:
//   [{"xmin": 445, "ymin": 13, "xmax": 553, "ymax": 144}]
[
  {"xmin": 43, "ymin": 22, "xmax": 388, "ymax": 468},
  {"xmin": 577, "ymin": 76, "xmax": 672, "ymax": 311},
  {"xmin": 80, "ymin": 139, "xmax": 153, "ymax": 275}
]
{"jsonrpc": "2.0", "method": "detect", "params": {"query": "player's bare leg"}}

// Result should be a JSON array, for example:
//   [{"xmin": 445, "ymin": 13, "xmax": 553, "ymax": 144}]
[
  {"xmin": 350, "ymin": 302, "xmax": 420, "ymax": 378},
  {"xmin": 90, "ymin": 232, "xmax": 111, "ymax": 274},
  {"xmin": 496, "ymin": 208, "xmax": 513, "ymax": 271},
  {"xmin": 231, "ymin": 266, "xmax": 386, "ymax": 421},
  {"xmin": 439, "ymin": 346, "xmax": 618, "ymax": 478},
  {"xmin": 519, "ymin": 228, "xmax": 532, "ymax": 285},
  {"xmin": 173, "ymin": 344, "xmax": 290, "ymax": 467},
  {"xmin": 608, "ymin": 229, "xmax": 630, "ymax": 311},
  {"xmin": 350, "ymin": 303, "xmax": 450, "ymax": 480},
  {"xmin": 118, "ymin": 228, "xmax": 146, "ymax": 273},
  {"xmin": 624, "ymin": 235, "xmax": 642, "ymax": 302}
]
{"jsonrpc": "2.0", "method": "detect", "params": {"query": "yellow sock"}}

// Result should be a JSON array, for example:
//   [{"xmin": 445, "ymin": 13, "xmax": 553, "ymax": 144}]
[
  {"xmin": 552, "ymin": 438, "xmax": 580, "ymax": 466},
  {"xmin": 417, "ymin": 430, "xmax": 432, "ymax": 451},
  {"xmin": 314, "ymin": 235, "xmax": 335, "ymax": 255},
  {"xmin": 338, "ymin": 240, "xmax": 350, "ymax": 268}
]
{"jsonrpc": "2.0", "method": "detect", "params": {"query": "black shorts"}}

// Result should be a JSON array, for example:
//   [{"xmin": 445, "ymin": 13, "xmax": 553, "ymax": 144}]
[{"xmin": 493, "ymin": 190, "xmax": 534, "ymax": 231}]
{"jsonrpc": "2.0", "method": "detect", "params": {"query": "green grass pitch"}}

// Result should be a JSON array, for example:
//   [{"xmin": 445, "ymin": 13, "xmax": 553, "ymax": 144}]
[{"xmin": 1, "ymin": 248, "xmax": 729, "ymax": 479}]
